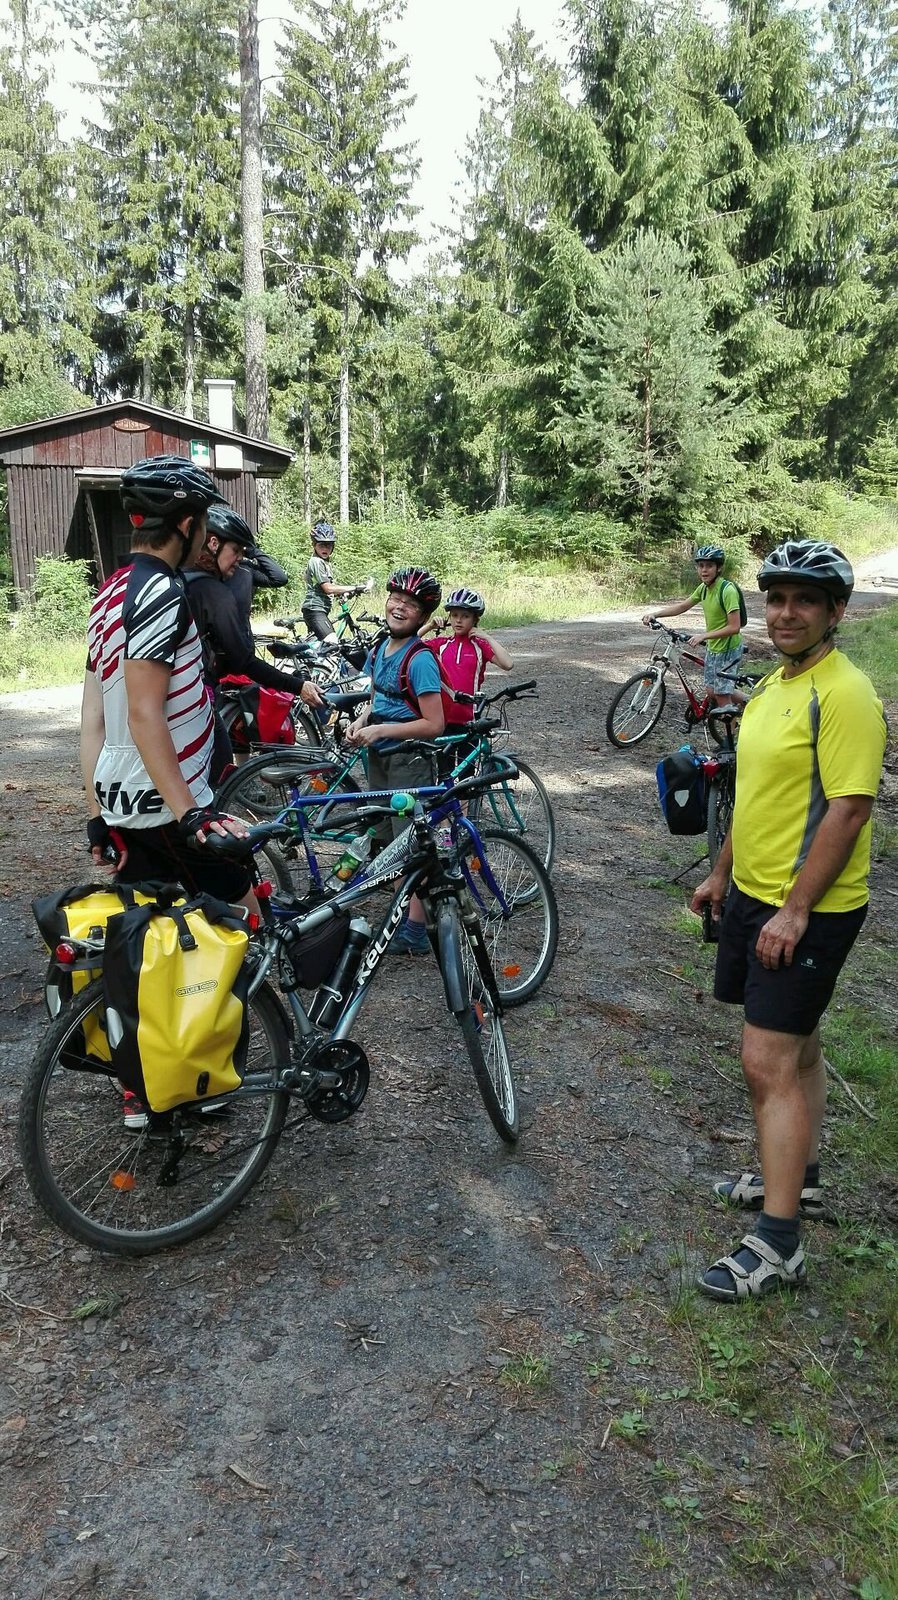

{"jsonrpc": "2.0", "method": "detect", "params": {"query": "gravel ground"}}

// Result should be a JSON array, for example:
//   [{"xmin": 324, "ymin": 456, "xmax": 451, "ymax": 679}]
[{"xmin": 1, "ymin": 585, "xmax": 896, "ymax": 1600}]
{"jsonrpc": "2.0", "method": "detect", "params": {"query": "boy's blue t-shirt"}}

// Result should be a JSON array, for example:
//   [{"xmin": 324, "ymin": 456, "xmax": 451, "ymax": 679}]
[{"xmin": 366, "ymin": 637, "xmax": 441, "ymax": 752}]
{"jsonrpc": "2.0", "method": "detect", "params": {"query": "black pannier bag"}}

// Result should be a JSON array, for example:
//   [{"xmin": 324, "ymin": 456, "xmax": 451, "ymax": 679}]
[{"xmin": 656, "ymin": 747, "xmax": 709, "ymax": 835}]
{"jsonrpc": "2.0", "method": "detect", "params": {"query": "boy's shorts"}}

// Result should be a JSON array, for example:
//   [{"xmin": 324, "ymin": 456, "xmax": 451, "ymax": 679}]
[
  {"xmin": 704, "ymin": 643, "xmax": 744, "ymax": 693},
  {"xmin": 366, "ymin": 744, "xmax": 437, "ymax": 845},
  {"xmin": 714, "ymin": 885, "xmax": 867, "ymax": 1036}
]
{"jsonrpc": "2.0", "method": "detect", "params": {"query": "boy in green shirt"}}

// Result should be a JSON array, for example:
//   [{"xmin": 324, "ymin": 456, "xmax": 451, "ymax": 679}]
[{"xmin": 643, "ymin": 544, "xmax": 744, "ymax": 707}]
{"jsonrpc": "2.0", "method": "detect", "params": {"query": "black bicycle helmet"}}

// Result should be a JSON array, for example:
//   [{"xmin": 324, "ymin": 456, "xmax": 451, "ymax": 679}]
[
  {"xmin": 446, "ymin": 586, "xmax": 486, "ymax": 615},
  {"xmin": 120, "ymin": 455, "xmax": 219, "ymax": 530},
  {"xmin": 694, "ymin": 544, "xmax": 725, "ymax": 564},
  {"xmin": 312, "ymin": 520, "xmax": 336, "ymax": 544},
  {"xmin": 206, "ymin": 503, "xmax": 255, "ymax": 550},
  {"xmin": 757, "ymin": 540, "xmax": 854, "ymax": 602},
  {"xmin": 386, "ymin": 566, "xmax": 442, "ymax": 614}
]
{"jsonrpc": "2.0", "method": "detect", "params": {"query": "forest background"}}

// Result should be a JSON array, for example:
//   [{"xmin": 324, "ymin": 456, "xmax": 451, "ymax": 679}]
[{"xmin": 2, "ymin": 0, "xmax": 898, "ymax": 677}]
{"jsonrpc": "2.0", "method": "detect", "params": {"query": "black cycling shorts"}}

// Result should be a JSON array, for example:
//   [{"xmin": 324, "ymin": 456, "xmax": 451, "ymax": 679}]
[
  {"xmin": 714, "ymin": 885, "xmax": 867, "ymax": 1037},
  {"xmin": 302, "ymin": 608, "xmax": 335, "ymax": 642},
  {"xmin": 114, "ymin": 822, "xmax": 253, "ymax": 904}
]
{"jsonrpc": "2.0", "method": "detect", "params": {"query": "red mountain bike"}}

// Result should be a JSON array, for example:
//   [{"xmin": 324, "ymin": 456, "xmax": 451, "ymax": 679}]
[{"xmin": 606, "ymin": 621, "xmax": 753, "ymax": 749}]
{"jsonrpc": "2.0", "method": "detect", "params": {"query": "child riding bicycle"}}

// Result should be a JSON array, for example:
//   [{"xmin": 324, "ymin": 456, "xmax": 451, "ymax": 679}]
[
  {"xmin": 301, "ymin": 521, "xmax": 365, "ymax": 644},
  {"xmin": 643, "ymin": 545, "xmax": 745, "ymax": 708}
]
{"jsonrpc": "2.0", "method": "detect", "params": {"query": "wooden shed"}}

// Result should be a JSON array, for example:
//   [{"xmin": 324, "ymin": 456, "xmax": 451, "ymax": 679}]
[{"xmin": 0, "ymin": 392, "xmax": 294, "ymax": 594}]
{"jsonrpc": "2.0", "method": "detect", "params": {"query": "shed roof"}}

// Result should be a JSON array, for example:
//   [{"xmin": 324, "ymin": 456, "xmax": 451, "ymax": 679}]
[{"xmin": 0, "ymin": 398, "xmax": 293, "ymax": 473}]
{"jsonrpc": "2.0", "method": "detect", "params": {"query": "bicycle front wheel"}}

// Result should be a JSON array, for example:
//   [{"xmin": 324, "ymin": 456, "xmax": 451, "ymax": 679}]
[
  {"xmin": 460, "ymin": 829, "xmax": 558, "ymax": 1006},
  {"xmin": 606, "ymin": 671, "xmax": 666, "ymax": 747},
  {"xmin": 18, "ymin": 978, "xmax": 291, "ymax": 1255},
  {"xmin": 472, "ymin": 756, "xmax": 555, "ymax": 875},
  {"xmin": 436, "ymin": 901, "xmax": 518, "ymax": 1143},
  {"xmin": 707, "ymin": 764, "xmax": 736, "ymax": 868}
]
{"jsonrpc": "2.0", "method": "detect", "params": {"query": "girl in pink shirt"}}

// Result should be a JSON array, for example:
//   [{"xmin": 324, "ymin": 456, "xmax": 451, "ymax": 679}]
[{"xmin": 424, "ymin": 587, "xmax": 513, "ymax": 740}]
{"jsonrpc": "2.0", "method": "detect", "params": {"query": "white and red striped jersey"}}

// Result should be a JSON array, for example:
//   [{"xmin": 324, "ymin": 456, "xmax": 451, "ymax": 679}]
[{"xmin": 86, "ymin": 554, "xmax": 214, "ymax": 828}]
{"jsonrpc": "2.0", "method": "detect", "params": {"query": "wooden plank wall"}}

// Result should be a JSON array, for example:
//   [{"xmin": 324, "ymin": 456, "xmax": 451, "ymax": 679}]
[{"xmin": 7, "ymin": 427, "xmax": 261, "ymax": 592}]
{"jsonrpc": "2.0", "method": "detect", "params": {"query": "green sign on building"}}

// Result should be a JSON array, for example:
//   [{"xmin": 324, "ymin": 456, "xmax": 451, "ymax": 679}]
[{"xmin": 189, "ymin": 439, "xmax": 212, "ymax": 467}]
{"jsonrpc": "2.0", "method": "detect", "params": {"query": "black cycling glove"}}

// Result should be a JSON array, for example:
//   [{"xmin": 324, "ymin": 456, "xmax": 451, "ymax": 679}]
[
  {"xmin": 86, "ymin": 816, "xmax": 110, "ymax": 853},
  {"xmin": 177, "ymin": 806, "xmax": 235, "ymax": 843}
]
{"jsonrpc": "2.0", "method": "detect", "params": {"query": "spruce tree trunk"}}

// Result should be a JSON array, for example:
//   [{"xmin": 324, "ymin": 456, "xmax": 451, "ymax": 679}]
[
  {"xmin": 497, "ymin": 446, "xmax": 509, "ymax": 508},
  {"xmin": 339, "ymin": 283, "xmax": 350, "ymax": 524},
  {"xmin": 302, "ymin": 361, "xmax": 312, "ymax": 524},
  {"xmin": 240, "ymin": 0, "xmax": 268, "ymax": 451},
  {"xmin": 183, "ymin": 305, "xmax": 195, "ymax": 418}
]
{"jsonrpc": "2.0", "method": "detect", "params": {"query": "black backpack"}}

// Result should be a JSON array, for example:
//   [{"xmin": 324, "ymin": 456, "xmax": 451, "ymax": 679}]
[{"xmin": 703, "ymin": 576, "xmax": 747, "ymax": 628}]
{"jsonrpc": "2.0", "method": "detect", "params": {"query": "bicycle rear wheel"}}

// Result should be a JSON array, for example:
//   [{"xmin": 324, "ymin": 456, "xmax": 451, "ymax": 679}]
[
  {"xmin": 606, "ymin": 671, "xmax": 666, "ymax": 747},
  {"xmin": 707, "ymin": 762, "xmax": 736, "ymax": 868},
  {"xmin": 471, "ymin": 756, "xmax": 555, "ymax": 874},
  {"xmin": 459, "ymin": 829, "xmax": 558, "ymax": 1005},
  {"xmin": 436, "ymin": 901, "xmax": 518, "ymax": 1143},
  {"xmin": 18, "ymin": 978, "xmax": 291, "ymax": 1255}
]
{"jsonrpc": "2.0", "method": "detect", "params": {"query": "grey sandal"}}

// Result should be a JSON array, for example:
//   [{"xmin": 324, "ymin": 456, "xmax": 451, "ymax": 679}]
[
  {"xmin": 713, "ymin": 1170, "xmax": 823, "ymax": 1220},
  {"xmin": 699, "ymin": 1233, "xmax": 807, "ymax": 1302}
]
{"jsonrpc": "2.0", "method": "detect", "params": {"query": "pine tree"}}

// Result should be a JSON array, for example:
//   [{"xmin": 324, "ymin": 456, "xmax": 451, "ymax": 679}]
[
  {"xmin": 557, "ymin": 230, "xmax": 740, "ymax": 540},
  {"xmin": 0, "ymin": 3, "xmax": 90, "ymax": 385},
  {"xmin": 268, "ymin": 0, "xmax": 418, "ymax": 522},
  {"xmin": 74, "ymin": 0, "xmax": 241, "ymax": 408},
  {"xmin": 449, "ymin": 19, "xmax": 554, "ymax": 508}
]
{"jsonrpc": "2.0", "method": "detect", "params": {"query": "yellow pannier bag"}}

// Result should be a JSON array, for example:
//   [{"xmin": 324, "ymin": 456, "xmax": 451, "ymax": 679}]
[
  {"xmin": 33, "ymin": 882, "xmax": 166, "ymax": 1009},
  {"xmin": 32, "ymin": 882, "xmax": 169, "ymax": 1061},
  {"xmin": 101, "ymin": 895, "xmax": 251, "ymax": 1113}
]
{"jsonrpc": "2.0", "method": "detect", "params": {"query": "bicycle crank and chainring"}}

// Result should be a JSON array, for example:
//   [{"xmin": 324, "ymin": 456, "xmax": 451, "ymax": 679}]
[{"xmin": 302, "ymin": 1040, "xmax": 370, "ymax": 1124}]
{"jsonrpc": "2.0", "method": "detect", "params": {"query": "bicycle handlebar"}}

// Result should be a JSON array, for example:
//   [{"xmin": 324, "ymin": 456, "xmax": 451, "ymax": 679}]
[{"xmin": 480, "ymin": 678, "xmax": 538, "ymax": 706}]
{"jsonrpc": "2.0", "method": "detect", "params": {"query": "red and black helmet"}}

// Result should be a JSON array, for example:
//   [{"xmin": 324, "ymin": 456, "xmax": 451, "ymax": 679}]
[{"xmin": 386, "ymin": 566, "xmax": 442, "ymax": 615}]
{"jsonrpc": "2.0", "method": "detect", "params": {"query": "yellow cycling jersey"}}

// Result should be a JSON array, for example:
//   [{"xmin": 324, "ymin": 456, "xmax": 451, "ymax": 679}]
[{"xmin": 732, "ymin": 650, "xmax": 886, "ymax": 912}]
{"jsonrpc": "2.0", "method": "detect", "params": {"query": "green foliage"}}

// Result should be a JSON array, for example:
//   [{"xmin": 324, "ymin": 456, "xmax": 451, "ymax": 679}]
[
  {"xmin": 841, "ymin": 598, "xmax": 898, "ymax": 700},
  {"xmin": 0, "ymin": 557, "xmax": 93, "ymax": 689},
  {"xmin": 27, "ymin": 556, "xmax": 93, "ymax": 636},
  {"xmin": 557, "ymin": 229, "xmax": 745, "ymax": 538},
  {"xmin": 0, "ymin": 370, "xmax": 91, "ymax": 429},
  {"xmin": 856, "ymin": 426, "xmax": 898, "ymax": 497}
]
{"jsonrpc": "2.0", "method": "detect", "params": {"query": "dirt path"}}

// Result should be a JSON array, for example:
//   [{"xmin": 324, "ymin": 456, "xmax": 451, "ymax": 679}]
[{"xmin": 1, "ymin": 594, "xmax": 896, "ymax": 1600}]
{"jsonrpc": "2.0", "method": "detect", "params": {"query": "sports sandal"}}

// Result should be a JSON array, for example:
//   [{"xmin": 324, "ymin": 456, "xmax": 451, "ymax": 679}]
[
  {"xmin": 699, "ymin": 1233, "xmax": 806, "ymax": 1302},
  {"xmin": 713, "ymin": 1171, "xmax": 824, "ymax": 1220}
]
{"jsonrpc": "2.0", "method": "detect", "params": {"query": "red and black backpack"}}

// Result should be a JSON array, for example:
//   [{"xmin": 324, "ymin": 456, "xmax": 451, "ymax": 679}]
[{"xmin": 372, "ymin": 637, "xmax": 455, "ymax": 716}]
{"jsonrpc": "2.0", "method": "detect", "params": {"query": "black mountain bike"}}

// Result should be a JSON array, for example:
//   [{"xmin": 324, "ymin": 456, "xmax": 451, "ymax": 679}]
[{"xmin": 19, "ymin": 768, "xmax": 522, "ymax": 1256}]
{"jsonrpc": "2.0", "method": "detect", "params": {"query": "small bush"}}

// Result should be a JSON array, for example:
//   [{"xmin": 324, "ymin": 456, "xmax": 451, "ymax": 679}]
[{"xmin": 26, "ymin": 556, "xmax": 93, "ymax": 638}]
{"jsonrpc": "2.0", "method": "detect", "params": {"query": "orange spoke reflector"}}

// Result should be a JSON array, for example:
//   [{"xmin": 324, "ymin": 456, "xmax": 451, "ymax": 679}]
[
  {"xmin": 309, "ymin": 777, "xmax": 328, "ymax": 793},
  {"xmin": 473, "ymin": 1002, "xmax": 485, "ymax": 1025},
  {"xmin": 110, "ymin": 1171, "xmax": 136, "ymax": 1192},
  {"xmin": 501, "ymin": 964, "xmax": 522, "ymax": 977},
  {"xmin": 470, "ymin": 857, "xmax": 481, "ymax": 871}
]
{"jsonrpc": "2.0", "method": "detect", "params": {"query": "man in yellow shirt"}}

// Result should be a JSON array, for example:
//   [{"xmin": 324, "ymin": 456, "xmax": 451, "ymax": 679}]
[{"xmin": 692, "ymin": 540, "xmax": 886, "ymax": 1301}]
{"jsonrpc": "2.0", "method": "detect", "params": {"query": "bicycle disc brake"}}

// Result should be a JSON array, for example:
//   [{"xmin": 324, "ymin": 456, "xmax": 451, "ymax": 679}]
[{"xmin": 302, "ymin": 1040, "xmax": 370, "ymax": 1124}]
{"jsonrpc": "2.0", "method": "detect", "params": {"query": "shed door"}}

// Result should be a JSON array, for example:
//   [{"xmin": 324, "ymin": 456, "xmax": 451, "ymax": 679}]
[{"xmin": 81, "ymin": 486, "xmax": 132, "ymax": 580}]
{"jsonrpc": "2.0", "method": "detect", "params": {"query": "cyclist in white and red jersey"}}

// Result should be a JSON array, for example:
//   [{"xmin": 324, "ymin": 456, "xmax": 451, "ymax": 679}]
[{"xmin": 80, "ymin": 456, "xmax": 252, "ymax": 905}]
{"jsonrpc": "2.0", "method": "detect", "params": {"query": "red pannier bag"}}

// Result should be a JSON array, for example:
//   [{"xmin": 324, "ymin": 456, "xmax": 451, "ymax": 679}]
[{"xmin": 217, "ymin": 675, "xmax": 296, "ymax": 749}]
